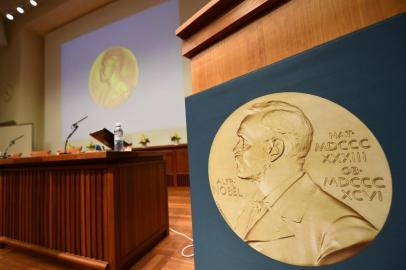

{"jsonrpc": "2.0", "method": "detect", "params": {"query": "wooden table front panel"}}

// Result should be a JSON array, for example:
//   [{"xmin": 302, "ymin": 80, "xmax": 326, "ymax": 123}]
[
  {"xmin": 116, "ymin": 162, "xmax": 168, "ymax": 268},
  {"xmin": 0, "ymin": 157, "xmax": 168, "ymax": 270},
  {"xmin": 0, "ymin": 167, "xmax": 108, "ymax": 260}
]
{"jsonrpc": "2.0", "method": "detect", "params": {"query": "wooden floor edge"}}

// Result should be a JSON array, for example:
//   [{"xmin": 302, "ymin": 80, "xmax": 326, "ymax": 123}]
[{"xmin": 0, "ymin": 237, "xmax": 108, "ymax": 270}]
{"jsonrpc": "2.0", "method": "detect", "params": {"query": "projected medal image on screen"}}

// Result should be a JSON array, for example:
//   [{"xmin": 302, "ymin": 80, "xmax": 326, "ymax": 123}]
[{"xmin": 89, "ymin": 47, "xmax": 138, "ymax": 108}]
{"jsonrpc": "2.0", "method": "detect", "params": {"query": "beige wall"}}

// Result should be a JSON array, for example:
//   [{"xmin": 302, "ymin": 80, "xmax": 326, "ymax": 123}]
[
  {"xmin": 0, "ymin": 16, "xmax": 44, "ymax": 150},
  {"xmin": 0, "ymin": 26, "xmax": 20, "ymax": 125},
  {"xmin": 0, "ymin": 0, "xmax": 208, "ymax": 152}
]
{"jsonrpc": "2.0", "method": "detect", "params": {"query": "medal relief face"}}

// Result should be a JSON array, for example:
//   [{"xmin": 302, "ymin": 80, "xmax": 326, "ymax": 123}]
[
  {"xmin": 208, "ymin": 92, "xmax": 392, "ymax": 266},
  {"xmin": 89, "ymin": 47, "xmax": 138, "ymax": 109}
]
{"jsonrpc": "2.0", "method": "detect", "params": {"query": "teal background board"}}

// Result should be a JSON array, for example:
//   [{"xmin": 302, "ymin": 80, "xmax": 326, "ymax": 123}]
[{"xmin": 185, "ymin": 13, "xmax": 406, "ymax": 270}]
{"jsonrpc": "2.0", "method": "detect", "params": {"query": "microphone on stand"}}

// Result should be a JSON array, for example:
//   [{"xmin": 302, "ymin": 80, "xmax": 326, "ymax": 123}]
[
  {"xmin": 71, "ymin": 115, "xmax": 88, "ymax": 129},
  {"xmin": 63, "ymin": 116, "xmax": 88, "ymax": 154},
  {"xmin": 1, "ymin": 134, "xmax": 24, "ymax": 159}
]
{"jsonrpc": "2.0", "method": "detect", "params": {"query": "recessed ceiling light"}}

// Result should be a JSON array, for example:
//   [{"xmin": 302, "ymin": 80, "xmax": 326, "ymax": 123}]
[
  {"xmin": 17, "ymin": 7, "xmax": 25, "ymax": 14},
  {"xmin": 6, "ymin": 13, "xmax": 14, "ymax": 20},
  {"xmin": 30, "ymin": 0, "xmax": 38, "ymax": 7}
]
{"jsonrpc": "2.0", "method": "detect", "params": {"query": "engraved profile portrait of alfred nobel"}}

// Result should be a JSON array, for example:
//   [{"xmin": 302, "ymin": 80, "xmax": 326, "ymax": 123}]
[
  {"xmin": 89, "ymin": 47, "xmax": 138, "ymax": 109},
  {"xmin": 232, "ymin": 100, "xmax": 378, "ymax": 266}
]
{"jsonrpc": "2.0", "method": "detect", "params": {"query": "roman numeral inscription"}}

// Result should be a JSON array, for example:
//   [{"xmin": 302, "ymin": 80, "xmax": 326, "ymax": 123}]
[{"xmin": 316, "ymin": 130, "xmax": 387, "ymax": 202}]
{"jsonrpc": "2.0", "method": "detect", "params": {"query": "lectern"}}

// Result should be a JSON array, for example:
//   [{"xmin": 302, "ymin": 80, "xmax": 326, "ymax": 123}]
[
  {"xmin": 177, "ymin": 0, "xmax": 406, "ymax": 269},
  {"xmin": 177, "ymin": 0, "xmax": 406, "ymax": 94}
]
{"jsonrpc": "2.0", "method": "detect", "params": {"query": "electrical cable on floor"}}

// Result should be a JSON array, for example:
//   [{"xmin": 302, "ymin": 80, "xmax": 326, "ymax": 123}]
[{"xmin": 169, "ymin": 227, "xmax": 194, "ymax": 258}]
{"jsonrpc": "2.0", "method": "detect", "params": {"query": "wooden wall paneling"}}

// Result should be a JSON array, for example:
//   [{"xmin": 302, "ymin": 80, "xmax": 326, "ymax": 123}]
[
  {"xmin": 164, "ymin": 151, "xmax": 176, "ymax": 186},
  {"xmin": 177, "ymin": 174, "xmax": 190, "ymax": 187},
  {"xmin": 134, "ymin": 144, "xmax": 189, "ymax": 186},
  {"xmin": 174, "ymin": 148, "xmax": 189, "ymax": 186},
  {"xmin": 176, "ymin": 148, "xmax": 189, "ymax": 173},
  {"xmin": 165, "ymin": 151, "xmax": 175, "ymax": 174}
]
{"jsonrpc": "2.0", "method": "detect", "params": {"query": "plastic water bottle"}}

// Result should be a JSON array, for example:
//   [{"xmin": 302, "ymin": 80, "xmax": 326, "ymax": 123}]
[{"xmin": 114, "ymin": 123, "xmax": 124, "ymax": 151}]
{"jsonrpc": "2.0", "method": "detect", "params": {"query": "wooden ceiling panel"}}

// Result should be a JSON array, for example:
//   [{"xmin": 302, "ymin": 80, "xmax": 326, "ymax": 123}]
[{"xmin": 1, "ymin": 0, "xmax": 116, "ymax": 35}]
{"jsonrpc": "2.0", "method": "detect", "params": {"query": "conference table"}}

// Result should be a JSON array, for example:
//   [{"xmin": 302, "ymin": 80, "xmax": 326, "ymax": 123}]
[{"xmin": 0, "ymin": 151, "xmax": 168, "ymax": 270}]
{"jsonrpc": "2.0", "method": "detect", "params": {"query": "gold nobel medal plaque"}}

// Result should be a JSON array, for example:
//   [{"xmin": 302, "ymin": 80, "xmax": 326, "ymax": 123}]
[
  {"xmin": 208, "ymin": 92, "xmax": 392, "ymax": 266},
  {"xmin": 89, "ymin": 46, "xmax": 138, "ymax": 108}
]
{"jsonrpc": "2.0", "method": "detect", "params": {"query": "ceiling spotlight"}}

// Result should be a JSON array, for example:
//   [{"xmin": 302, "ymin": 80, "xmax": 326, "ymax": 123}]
[
  {"xmin": 17, "ymin": 7, "xmax": 25, "ymax": 14},
  {"xmin": 6, "ymin": 13, "xmax": 14, "ymax": 21},
  {"xmin": 30, "ymin": 0, "xmax": 38, "ymax": 7}
]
